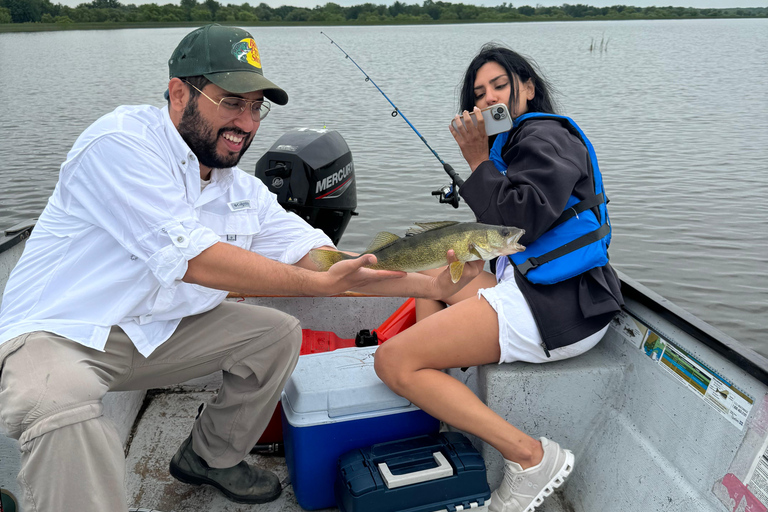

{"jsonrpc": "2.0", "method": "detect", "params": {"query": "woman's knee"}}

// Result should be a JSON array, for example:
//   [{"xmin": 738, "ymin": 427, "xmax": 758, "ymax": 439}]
[{"xmin": 374, "ymin": 342, "xmax": 411, "ymax": 394}]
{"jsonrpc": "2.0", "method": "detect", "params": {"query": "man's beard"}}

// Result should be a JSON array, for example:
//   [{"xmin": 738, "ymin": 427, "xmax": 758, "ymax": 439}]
[{"xmin": 177, "ymin": 98, "xmax": 252, "ymax": 170}]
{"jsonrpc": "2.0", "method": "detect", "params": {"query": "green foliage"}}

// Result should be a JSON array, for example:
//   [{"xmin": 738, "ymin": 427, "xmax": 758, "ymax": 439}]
[
  {"xmin": 518, "ymin": 5, "xmax": 534, "ymax": 16},
  {"xmin": 190, "ymin": 7, "xmax": 211, "ymax": 21},
  {"xmin": 5, "ymin": 0, "xmax": 44, "ymax": 22},
  {"xmin": 285, "ymin": 7, "xmax": 311, "ymax": 21},
  {"xmin": 236, "ymin": 10, "xmax": 257, "ymax": 21},
  {"xmin": 0, "ymin": 0, "xmax": 764, "ymax": 27}
]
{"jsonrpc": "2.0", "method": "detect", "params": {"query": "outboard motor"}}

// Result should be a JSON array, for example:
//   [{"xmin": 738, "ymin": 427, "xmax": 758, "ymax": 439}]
[{"xmin": 255, "ymin": 128, "xmax": 357, "ymax": 246}]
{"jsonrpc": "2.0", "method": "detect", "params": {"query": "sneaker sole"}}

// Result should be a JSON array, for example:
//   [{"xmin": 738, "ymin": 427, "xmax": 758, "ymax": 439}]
[
  {"xmin": 523, "ymin": 448, "xmax": 575, "ymax": 512},
  {"xmin": 169, "ymin": 461, "xmax": 282, "ymax": 504}
]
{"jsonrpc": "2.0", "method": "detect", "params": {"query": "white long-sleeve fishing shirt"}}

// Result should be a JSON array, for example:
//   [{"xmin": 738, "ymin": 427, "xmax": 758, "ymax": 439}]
[{"xmin": 0, "ymin": 105, "xmax": 332, "ymax": 357}]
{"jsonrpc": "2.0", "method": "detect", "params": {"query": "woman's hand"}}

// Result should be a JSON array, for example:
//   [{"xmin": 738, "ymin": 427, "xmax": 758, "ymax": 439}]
[
  {"xmin": 449, "ymin": 107, "xmax": 490, "ymax": 172},
  {"xmin": 428, "ymin": 250, "xmax": 485, "ymax": 300}
]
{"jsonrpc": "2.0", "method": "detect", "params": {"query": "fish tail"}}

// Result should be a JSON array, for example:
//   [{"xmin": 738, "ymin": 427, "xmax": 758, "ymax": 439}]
[{"xmin": 308, "ymin": 248, "xmax": 352, "ymax": 271}]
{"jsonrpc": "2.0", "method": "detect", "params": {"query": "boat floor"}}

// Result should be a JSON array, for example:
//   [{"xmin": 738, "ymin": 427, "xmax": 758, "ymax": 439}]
[
  {"xmin": 125, "ymin": 386, "xmax": 568, "ymax": 512},
  {"xmin": 125, "ymin": 388, "xmax": 324, "ymax": 512}
]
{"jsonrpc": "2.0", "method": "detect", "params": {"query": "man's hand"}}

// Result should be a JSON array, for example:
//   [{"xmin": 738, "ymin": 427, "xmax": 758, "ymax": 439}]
[
  {"xmin": 295, "ymin": 247, "xmax": 484, "ymax": 300},
  {"xmin": 313, "ymin": 254, "xmax": 405, "ymax": 296}
]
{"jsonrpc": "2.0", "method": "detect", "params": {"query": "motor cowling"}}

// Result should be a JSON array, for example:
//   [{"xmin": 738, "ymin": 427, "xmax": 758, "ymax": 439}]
[{"xmin": 255, "ymin": 128, "xmax": 357, "ymax": 246}]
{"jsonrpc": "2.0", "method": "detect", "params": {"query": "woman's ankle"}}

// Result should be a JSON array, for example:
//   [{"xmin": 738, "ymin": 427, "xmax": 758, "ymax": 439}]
[{"xmin": 502, "ymin": 438, "xmax": 544, "ymax": 470}]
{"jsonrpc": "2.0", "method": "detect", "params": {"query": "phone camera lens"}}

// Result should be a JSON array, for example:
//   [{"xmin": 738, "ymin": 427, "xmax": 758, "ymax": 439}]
[
  {"xmin": 496, "ymin": 107, "xmax": 503, "ymax": 113},
  {"xmin": 493, "ymin": 113, "xmax": 501, "ymax": 120}
]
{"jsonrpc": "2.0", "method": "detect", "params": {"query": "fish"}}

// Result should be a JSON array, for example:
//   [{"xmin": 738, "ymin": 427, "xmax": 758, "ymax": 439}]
[{"xmin": 309, "ymin": 221, "xmax": 525, "ymax": 283}]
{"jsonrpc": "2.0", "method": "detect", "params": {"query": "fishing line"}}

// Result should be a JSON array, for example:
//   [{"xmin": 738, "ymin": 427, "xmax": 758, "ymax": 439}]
[{"xmin": 320, "ymin": 31, "xmax": 463, "ymax": 208}]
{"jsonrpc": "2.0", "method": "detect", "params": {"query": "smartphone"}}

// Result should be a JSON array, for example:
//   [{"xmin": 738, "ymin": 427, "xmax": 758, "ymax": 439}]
[{"xmin": 451, "ymin": 103, "xmax": 513, "ymax": 136}]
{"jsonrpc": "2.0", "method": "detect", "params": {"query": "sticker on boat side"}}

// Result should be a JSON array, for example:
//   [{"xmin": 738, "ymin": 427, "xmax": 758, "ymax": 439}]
[
  {"xmin": 743, "ymin": 435, "xmax": 768, "ymax": 507},
  {"xmin": 719, "ymin": 473, "xmax": 767, "ymax": 512},
  {"xmin": 640, "ymin": 329, "xmax": 754, "ymax": 430},
  {"xmin": 610, "ymin": 310, "xmax": 647, "ymax": 348}
]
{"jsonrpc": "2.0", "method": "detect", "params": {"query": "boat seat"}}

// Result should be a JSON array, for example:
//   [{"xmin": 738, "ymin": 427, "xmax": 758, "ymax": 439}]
[
  {"xmin": 448, "ymin": 311, "xmax": 741, "ymax": 512},
  {"xmin": 448, "ymin": 335, "xmax": 626, "ymax": 491}
]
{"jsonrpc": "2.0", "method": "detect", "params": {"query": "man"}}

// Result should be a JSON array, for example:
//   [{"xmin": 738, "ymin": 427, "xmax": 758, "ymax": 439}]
[{"xmin": 0, "ymin": 24, "xmax": 481, "ymax": 511}]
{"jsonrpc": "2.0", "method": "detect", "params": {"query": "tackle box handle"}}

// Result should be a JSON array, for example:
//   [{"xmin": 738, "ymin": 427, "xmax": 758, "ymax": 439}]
[{"xmin": 377, "ymin": 451, "xmax": 453, "ymax": 489}]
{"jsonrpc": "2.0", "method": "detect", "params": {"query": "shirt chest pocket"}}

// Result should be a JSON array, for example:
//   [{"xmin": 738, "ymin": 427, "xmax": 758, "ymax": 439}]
[{"xmin": 198, "ymin": 210, "xmax": 260, "ymax": 250}]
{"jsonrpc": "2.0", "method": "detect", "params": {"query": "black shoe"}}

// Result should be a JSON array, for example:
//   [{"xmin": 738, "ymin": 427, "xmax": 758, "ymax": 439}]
[{"xmin": 169, "ymin": 435, "xmax": 282, "ymax": 504}]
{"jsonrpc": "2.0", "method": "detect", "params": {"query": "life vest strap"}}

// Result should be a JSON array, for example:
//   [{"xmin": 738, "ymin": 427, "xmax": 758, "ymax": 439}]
[
  {"xmin": 513, "ymin": 223, "xmax": 611, "ymax": 276},
  {"xmin": 550, "ymin": 192, "xmax": 605, "ymax": 230}
]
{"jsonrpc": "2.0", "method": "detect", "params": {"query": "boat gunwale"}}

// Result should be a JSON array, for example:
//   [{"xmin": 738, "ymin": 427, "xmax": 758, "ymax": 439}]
[
  {"xmin": 617, "ymin": 269, "xmax": 768, "ymax": 386},
  {"xmin": 0, "ymin": 220, "xmax": 34, "ymax": 254}
]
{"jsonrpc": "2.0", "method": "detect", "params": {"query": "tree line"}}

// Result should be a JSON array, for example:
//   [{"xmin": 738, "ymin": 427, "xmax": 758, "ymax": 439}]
[{"xmin": 1, "ymin": 0, "xmax": 765, "ymax": 25}]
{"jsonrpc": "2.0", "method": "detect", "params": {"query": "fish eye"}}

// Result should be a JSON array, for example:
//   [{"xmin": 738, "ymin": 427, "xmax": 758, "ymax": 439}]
[{"xmin": 501, "ymin": 228, "xmax": 510, "ymax": 236}]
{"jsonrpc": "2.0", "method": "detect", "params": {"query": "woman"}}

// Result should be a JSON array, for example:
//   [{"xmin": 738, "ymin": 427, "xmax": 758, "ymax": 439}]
[{"xmin": 374, "ymin": 44, "xmax": 623, "ymax": 512}]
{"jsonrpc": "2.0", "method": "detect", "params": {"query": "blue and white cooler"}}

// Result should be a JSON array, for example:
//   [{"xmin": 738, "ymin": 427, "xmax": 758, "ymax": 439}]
[{"xmin": 281, "ymin": 346, "xmax": 440, "ymax": 510}]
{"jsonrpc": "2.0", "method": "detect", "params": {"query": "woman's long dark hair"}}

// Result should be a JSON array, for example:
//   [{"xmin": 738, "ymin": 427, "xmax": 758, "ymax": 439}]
[{"xmin": 459, "ymin": 43, "xmax": 558, "ymax": 116}]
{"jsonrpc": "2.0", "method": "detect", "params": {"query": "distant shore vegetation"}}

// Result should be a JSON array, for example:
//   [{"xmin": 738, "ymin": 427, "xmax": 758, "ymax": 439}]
[{"xmin": 0, "ymin": 0, "xmax": 765, "ymax": 31}]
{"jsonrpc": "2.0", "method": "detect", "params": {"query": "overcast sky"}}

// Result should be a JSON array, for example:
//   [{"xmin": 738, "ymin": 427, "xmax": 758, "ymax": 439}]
[{"xmin": 53, "ymin": 0, "xmax": 768, "ymax": 8}]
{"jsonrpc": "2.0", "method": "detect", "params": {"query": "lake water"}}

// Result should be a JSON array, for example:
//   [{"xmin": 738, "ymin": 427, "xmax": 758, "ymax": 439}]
[{"xmin": 0, "ymin": 20, "xmax": 766, "ymax": 355}]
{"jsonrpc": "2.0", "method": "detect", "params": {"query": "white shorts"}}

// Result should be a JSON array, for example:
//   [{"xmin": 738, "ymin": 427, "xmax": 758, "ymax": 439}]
[{"xmin": 478, "ymin": 265, "xmax": 609, "ymax": 364}]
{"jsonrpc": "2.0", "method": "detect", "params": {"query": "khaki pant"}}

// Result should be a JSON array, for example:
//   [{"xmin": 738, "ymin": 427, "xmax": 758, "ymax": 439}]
[{"xmin": 0, "ymin": 301, "xmax": 302, "ymax": 512}]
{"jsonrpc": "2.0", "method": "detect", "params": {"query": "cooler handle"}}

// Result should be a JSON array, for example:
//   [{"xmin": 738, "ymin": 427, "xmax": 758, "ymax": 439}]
[{"xmin": 377, "ymin": 451, "xmax": 453, "ymax": 489}]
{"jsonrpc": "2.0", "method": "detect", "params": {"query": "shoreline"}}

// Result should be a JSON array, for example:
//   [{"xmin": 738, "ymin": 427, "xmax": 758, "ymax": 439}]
[{"xmin": 1, "ymin": 16, "xmax": 765, "ymax": 33}]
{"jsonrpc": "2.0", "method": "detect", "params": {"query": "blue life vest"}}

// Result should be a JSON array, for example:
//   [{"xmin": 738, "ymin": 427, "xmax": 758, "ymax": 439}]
[{"xmin": 491, "ymin": 113, "xmax": 611, "ymax": 285}]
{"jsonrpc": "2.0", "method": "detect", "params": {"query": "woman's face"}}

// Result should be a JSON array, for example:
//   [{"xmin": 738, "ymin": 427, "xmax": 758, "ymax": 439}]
[{"xmin": 473, "ymin": 61, "xmax": 534, "ymax": 116}]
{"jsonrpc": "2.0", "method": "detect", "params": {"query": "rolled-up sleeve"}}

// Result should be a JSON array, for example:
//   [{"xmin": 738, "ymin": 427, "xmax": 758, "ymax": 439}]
[
  {"xmin": 146, "ymin": 223, "xmax": 220, "ymax": 287},
  {"xmin": 58, "ymin": 132, "xmax": 219, "ymax": 288}
]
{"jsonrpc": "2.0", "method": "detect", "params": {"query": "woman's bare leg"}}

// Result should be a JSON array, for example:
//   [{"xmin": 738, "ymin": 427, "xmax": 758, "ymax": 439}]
[{"xmin": 375, "ymin": 293, "xmax": 544, "ymax": 468}]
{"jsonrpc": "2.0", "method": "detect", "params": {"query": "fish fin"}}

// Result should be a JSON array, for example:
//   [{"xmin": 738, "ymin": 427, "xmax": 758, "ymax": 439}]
[
  {"xmin": 470, "ymin": 242, "xmax": 494, "ymax": 260},
  {"xmin": 308, "ymin": 248, "xmax": 351, "ymax": 271},
  {"xmin": 365, "ymin": 232, "xmax": 402, "ymax": 253},
  {"xmin": 406, "ymin": 221, "xmax": 461, "ymax": 236},
  {"xmin": 449, "ymin": 261, "xmax": 464, "ymax": 283}
]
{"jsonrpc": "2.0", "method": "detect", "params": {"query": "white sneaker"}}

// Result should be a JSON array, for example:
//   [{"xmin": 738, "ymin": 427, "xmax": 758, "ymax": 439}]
[{"xmin": 489, "ymin": 437, "xmax": 574, "ymax": 512}]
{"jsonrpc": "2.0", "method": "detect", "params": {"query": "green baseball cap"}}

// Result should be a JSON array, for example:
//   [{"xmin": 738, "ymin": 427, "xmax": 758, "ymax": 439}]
[{"xmin": 169, "ymin": 24, "xmax": 288, "ymax": 105}]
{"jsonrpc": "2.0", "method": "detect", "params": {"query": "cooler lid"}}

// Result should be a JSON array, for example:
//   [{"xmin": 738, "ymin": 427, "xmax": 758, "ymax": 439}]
[{"xmin": 282, "ymin": 346, "xmax": 413, "ymax": 421}]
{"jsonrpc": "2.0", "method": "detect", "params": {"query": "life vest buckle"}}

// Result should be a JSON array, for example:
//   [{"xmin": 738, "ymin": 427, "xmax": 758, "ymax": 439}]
[{"xmin": 517, "ymin": 256, "xmax": 540, "ymax": 275}]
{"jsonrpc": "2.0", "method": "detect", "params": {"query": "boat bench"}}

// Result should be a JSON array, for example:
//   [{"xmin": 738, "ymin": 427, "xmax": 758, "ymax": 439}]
[
  {"xmin": 448, "ymin": 302, "xmax": 761, "ymax": 512},
  {"xmin": 449, "ymin": 337, "xmax": 625, "ymax": 487}
]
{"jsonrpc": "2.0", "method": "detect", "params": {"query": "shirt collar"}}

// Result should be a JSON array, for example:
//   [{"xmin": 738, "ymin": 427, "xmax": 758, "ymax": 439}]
[{"xmin": 162, "ymin": 105, "xmax": 197, "ymax": 175}]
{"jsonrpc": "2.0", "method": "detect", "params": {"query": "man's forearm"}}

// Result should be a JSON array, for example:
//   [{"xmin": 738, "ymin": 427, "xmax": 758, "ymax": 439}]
[
  {"xmin": 184, "ymin": 242, "xmax": 408, "ymax": 297},
  {"xmin": 350, "ymin": 273, "xmax": 437, "ymax": 299},
  {"xmin": 183, "ymin": 242, "xmax": 321, "ymax": 296}
]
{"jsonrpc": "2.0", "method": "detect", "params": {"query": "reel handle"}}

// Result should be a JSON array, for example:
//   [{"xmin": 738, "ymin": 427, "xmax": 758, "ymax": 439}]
[{"xmin": 432, "ymin": 184, "xmax": 460, "ymax": 209}]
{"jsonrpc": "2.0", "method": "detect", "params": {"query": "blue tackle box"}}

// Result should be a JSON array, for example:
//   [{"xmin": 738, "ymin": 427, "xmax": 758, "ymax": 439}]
[
  {"xmin": 281, "ymin": 346, "xmax": 440, "ymax": 510},
  {"xmin": 335, "ymin": 432, "xmax": 491, "ymax": 512}
]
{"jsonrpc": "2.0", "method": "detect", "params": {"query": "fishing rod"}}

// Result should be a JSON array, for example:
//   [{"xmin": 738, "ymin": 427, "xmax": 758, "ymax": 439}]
[{"xmin": 320, "ymin": 31, "xmax": 463, "ymax": 208}]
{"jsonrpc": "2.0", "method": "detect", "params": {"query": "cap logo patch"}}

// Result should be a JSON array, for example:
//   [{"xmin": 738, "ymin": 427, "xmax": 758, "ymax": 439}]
[{"xmin": 231, "ymin": 38, "xmax": 262, "ymax": 69}]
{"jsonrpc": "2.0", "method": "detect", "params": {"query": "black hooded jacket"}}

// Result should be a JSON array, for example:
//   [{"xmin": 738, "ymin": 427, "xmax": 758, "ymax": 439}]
[{"xmin": 460, "ymin": 118, "xmax": 623, "ymax": 353}]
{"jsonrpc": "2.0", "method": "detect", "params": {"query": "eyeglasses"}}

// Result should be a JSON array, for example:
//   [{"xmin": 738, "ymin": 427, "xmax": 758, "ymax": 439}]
[{"xmin": 184, "ymin": 81, "xmax": 271, "ymax": 121}]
